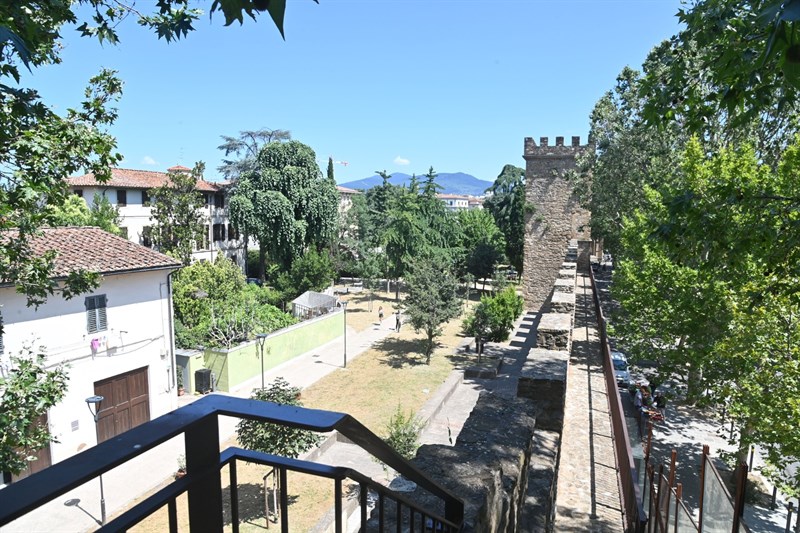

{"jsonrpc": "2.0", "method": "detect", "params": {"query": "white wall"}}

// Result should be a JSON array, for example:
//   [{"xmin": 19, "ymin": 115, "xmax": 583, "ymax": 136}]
[{"xmin": 1, "ymin": 269, "xmax": 177, "ymax": 464}]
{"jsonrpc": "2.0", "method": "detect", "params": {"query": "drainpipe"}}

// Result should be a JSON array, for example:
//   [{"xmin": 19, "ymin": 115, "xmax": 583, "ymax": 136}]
[{"xmin": 165, "ymin": 271, "xmax": 177, "ymax": 390}]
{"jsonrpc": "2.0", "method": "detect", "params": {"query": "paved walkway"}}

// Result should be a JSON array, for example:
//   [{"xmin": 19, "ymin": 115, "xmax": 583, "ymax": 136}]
[{"xmin": 554, "ymin": 271, "xmax": 625, "ymax": 532}]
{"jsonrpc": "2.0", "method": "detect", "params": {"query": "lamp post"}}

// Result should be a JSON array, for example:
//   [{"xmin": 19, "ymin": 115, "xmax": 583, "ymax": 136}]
[
  {"xmin": 256, "ymin": 333, "xmax": 268, "ymax": 390},
  {"xmin": 85, "ymin": 395, "xmax": 106, "ymax": 525},
  {"xmin": 342, "ymin": 301, "xmax": 348, "ymax": 368}
]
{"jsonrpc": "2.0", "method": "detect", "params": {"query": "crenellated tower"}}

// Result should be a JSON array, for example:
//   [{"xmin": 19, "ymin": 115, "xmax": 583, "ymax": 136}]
[{"xmin": 522, "ymin": 135, "xmax": 592, "ymax": 311}]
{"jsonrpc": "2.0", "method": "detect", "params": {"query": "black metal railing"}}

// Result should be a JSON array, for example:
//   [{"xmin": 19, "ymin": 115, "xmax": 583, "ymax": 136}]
[{"xmin": 0, "ymin": 395, "xmax": 464, "ymax": 531}]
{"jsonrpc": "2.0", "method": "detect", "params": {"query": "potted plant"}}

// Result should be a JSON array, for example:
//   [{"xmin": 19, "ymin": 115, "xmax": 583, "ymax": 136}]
[{"xmin": 177, "ymin": 367, "xmax": 185, "ymax": 396}]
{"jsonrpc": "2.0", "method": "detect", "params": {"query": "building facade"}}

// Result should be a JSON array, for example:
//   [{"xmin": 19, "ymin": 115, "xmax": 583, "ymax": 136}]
[
  {"xmin": 437, "ymin": 193, "xmax": 483, "ymax": 212},
  {"xmin": 0, "ymin": 228, "xmax": 181, "ymax": 479},
  {"xmin": 67, "ymin": 166, "xmax": 246, "ymax": 270}
]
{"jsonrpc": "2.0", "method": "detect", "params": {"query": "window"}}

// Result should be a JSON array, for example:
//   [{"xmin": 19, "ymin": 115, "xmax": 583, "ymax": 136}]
[
  {"xmin": 74, "ymin": 189, "xmax": 83, "ymax": 198},
  {"xmin": 85, "ymin": 295, "xmax": 108, "ymax": 334},
  {"xmin": 141, "ymin": 226, "xmax": 153, "ymax": 248},
  {"xmin": 196, "ymin": 225, "xmax": 209, "ymax": 250},
  {"xmin": 214, "ymin": 194, "xmax": 225, "ymax": 209},
  {"xmin": 213, "ymin": 223, "xmax": 226, "ymax": 242},
  {"xmin": 204, "ymin": 193, "xmax": 211, "ymax": 207},
  {"xmin": 142, "ymin": 189, "xmax": 150, "ymax": 206},
  {"xmin": 117, "ymin": 189, "xmax": 127, "ymax": 206},
  {"xmin": 228, "ymin": 224, "xmax": 239, "ymax": 241},
  {"xmin": 119, "ymin": 227, "xmax": 129, "ymax": 239}
]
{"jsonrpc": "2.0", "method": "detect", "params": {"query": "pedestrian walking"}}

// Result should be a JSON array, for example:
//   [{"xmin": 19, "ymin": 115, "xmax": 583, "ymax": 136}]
[
  {"xmin": 378, "ymin": 306, "xmax": 384, "ymax": 323},
  {"xmin": 395, "ymin": 312, "xmax": 401, "ymax": 332}
]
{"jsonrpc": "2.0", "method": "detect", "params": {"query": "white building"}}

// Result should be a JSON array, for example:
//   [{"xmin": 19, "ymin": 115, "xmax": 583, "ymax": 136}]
[
  {"xmin": 437, "ymin": 193, "xmax": 483, "ymax": 211},
  {"xmin": 66, "ymin": 166, "xmax": 246, "ymax": 270},
  {"xmin": 336, "ymin": 185, "xmax": 360, "ymax": 213},
  {"xmin": 0, "ymin": 227, "xmax": 181, "ymax": 480}
]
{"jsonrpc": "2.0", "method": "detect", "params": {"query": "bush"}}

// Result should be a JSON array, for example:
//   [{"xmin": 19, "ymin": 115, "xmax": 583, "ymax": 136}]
[
  {"xmin": 173, "ymin": 256, "xmax": 296, "ymax": 349},
  {"xmin": 383, "ymin": 405, "xmax": 423, "ymax": 461},
  {"xmin": 462, "ymin": 286, "xmax": 523, "ymax": 343}
]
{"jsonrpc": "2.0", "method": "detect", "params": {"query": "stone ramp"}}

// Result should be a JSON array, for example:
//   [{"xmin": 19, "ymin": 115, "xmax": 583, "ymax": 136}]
[{"xmin": 553, "ymin": 271, "xmax": 624, "ymax": 531}]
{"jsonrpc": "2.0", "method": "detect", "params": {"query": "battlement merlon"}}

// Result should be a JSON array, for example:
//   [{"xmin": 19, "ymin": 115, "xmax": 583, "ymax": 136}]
[{"xmin": 523, "ymin": 136, "xmax": 591, "ymax": 159}]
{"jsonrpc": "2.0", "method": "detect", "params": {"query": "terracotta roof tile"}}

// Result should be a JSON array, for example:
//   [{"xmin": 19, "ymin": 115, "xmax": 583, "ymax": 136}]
[
  {"xmin": 3, "ymin": 227, "xmax": 180, "ymax": 280},
  {"xmin": 336, "ymin": 185, "xmax": 361, "ymax": 194},
  {"xmin": 67, "ymin": 168, "xmax": 221, "ymax": 192}
]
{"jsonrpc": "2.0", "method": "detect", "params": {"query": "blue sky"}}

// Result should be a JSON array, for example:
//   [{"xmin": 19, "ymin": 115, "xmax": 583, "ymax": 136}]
[{"xmin": 31, "ymin": 0, "xmax": 683, "ymax": 185}]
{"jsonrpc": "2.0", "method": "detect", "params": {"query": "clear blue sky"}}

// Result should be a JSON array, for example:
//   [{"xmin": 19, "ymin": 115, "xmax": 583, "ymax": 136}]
[{"xmin": 31, "ymin": 0, "xmax": 683, "ymax": 185}]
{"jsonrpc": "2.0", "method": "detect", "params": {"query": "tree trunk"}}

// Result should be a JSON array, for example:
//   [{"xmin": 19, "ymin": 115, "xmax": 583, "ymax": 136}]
[
  {"xmin": 258, "ymin": 243, "xmax": 267, "ymax": 282},
  {"xmin": 395, "ymin": 279, "xmax": 400, "ymax": 301}
]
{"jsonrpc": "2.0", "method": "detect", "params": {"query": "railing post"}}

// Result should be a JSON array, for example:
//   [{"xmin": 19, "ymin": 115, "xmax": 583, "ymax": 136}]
[
  {"xmin": 185, "ymin": 414, "xmax": 223, "ymax": 531},
  {"xmin": 732, "ymin": 461, "xmax": 747, "ymax": 533},
  {"xmin": 786, "ymin": 502, "xmax": 794, "ymax": 533}
]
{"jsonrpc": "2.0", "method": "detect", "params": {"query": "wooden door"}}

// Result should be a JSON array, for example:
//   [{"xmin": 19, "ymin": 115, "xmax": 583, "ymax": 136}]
[
  {"xmin": 11, "ymin": 413, "xmax": 52, "ymax": 482},
  {"xmin": 93, "ymin": 367, "xmax": 150, "ymax": 443}
]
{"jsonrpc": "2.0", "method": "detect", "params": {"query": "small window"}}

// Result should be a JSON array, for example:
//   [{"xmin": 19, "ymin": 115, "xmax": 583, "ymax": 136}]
[
  {"xmin": 142, "ymin": 189, "xmax": 150, "ymax": 207},
  {"xmin": 214, "ymin": 194, "xmax": 225, "ymax": 209},
  {"xmin": 228, "ymin": 224, "xmax": 239, "ymax": 241},
  {"xmin": 141, "ymin": 226, "xmax": 153, "ymax": 248},
  {"xmin": 85, "ymin": 295, "xmax": 108, "ymax": 334},
  {"xmin": 213, "ymin": 223, "xmax": 226, "ymax": 242},
  {"xmin": 119, "ymin": 227, "xmax": 129, "ymax": 239},
  {"xmin": 74, "ymin": 189, "xmax": 83, "ymax": 198},
  {"xmin": 117, "ymin": 190, "xmax": 127, "ymax": 206}
]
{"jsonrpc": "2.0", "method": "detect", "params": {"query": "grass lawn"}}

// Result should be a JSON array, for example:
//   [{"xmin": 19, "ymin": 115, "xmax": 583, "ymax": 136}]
[{"xmin": 126, "ymin": 291, "xmax": 484, "ymax": 532}]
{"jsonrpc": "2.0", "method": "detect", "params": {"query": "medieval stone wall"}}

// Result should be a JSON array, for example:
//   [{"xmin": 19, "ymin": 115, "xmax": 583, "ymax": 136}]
[{"xmin": 522, "ymin": 136, "xmax": 591, "ymax": 312}]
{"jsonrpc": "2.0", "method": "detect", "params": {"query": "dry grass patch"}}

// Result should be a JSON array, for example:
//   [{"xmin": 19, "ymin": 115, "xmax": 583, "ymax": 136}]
[
  {"xmin": 336, "ymin": 289, "xmax": 399, "ymax": 333},
  {"xmin": 122, "ymin": 300, "xmax": 483, "ymax": 532}
]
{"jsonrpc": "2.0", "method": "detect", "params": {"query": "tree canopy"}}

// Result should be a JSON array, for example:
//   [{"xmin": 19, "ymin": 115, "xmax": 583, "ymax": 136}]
[
  {"xmin": 483, "ymin": 164, "xmax": 526, "ymax": 273},
  {"xmin": 228, "ymin": 140, "xmax": 339, "ymax": 277},
  {"xmin": 148, "ymin": 163, "xmax": 206, "ymax": 266}
]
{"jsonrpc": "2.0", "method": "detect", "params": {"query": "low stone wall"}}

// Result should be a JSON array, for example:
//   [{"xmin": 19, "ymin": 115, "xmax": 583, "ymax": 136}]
[
  {"xmin": 550, "ymin": 291, "xmax": 575, "ymax": 314},
  {"xmin": 376, "ymin": 393, "xmax": 537, "ymax": 532}
]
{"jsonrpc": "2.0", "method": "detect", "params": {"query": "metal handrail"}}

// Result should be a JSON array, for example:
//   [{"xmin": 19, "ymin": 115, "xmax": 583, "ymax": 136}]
[{"xmin": 0, "ymin": 395, "xmax": 464, "ymax": 529}]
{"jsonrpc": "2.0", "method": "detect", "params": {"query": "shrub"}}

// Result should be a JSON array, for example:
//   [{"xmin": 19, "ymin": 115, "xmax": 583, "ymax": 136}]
[
  {"xmin": 462, "ymin": 286, "xmax": 523, "ymax": 343},
  {"xmin": 384, "ymin": 405, "xmax": 423, "ymax": 461}
]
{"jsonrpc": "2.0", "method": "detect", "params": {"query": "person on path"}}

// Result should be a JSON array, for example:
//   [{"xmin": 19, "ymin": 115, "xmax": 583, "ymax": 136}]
[
  {"xmin": 395, "ymin": 312, "xmax": 401, "ymax": 332},
  {"xmin": 378, "ymin": 306, "xmax": 384, "ymax": 323}
]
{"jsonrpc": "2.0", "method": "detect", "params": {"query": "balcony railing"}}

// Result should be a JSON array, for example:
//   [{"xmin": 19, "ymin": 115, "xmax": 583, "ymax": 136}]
[{"xmin": 0, "ymin": 395, "xmax": 464, "ymax": 532}]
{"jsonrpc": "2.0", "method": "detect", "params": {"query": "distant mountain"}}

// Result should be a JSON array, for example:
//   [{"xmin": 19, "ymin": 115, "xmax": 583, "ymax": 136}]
[{"xmin": 340, "ymin": 172, "xmax": 493, "ymax": 196}]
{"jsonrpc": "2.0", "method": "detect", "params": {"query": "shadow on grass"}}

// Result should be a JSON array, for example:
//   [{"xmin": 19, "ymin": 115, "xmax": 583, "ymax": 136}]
[
  {"xmin": 222, "ymin": 481, "xmax": 299, "ymax": 530},
  {"xmin": 372, "ymin": 337, "xmax": 429, "ymax": 368}
]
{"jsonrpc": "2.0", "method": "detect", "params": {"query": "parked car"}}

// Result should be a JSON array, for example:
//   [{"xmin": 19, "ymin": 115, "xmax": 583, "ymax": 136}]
[
  {"xmin": 611, "ymin": 351, "xmax": 631, "ymax": 387},
  {"xmin": 246, "ymin": 277, "xmax": 263, "ymax": 287}
]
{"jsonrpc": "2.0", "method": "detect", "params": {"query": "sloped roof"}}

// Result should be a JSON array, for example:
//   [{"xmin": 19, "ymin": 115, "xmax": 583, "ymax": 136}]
[
  {"xmin": 291, "ymin": 291, "xmax": 338, "ymax": 309},
  {"xmin": 67, "ymin": 168, "xmax": 221, "ymax": 192},
  {"xmin": 2, "ymin": 227, "xmax": 180, "ymax": 280},
  {"xmin": 336, "ymin": 185, "xmax": 360, "ymax": 194}
]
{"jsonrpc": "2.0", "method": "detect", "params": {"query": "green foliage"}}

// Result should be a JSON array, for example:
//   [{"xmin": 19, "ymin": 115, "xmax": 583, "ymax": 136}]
[
  {"xmin": 274, "ymin": 248, "xmax": 334, "ymax": 303},
  {"xmin": 612, "ymin": 138, "xmax": 800, "ymax": 493},
  {"xmin": 172, "ymin": 256, "xmax": 296, "ymax": 349},
  {"xmin": 236, "ymin": 377, "xmax": 321, "ymax": 458},
  {"xmin": 483, "ymin": 165, "xmax": 526, "ymax": 273},
  {"xmin": 383, "ymin": 405, "xmax": 423, "ymax": 461},
  {"xmin": 149, "ymin": 163, "xmax": 206, "ymax": 266},
  {"xmin": 0, "ymin": 346, "xmax": 69, "ymax": 475},
  {"xmin": 49, "ymin": 194, "xmax": 122, "ymax": 236},
  {"xmin": 462, "ymin": 286, "xmax": 523, "ymax": 343},
  {"xmin": 403, "ymin": 258, "xmax": 462, "ymax": 363},
  {"xmin": 228, "ymin": 140, "xmax": 339, "ymax": 276}
]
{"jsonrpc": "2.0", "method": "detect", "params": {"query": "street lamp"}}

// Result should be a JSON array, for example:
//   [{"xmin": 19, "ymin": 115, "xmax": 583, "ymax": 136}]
[
  {"xmin": 85, "ymin": 395, "xmax": 106, "ymax": 525},
  {"xmin": 342, "ymin": 301, "xmax": 348, "ymax": 368},
  {"xmin": 256, "ymin": 333, "xmax": 268, "ymax": 390}
]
